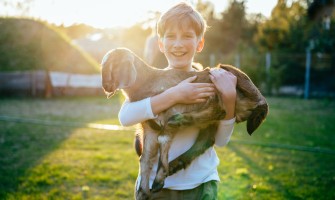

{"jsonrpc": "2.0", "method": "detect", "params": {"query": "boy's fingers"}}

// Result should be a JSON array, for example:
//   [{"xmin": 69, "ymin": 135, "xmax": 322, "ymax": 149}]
[
  {"xmin": 194, "ymin": 98, "xmax": 207, "ymax": 103},
  {"xmin": 194, "ymin": 91, "xmax": 215, "ymax": 99},
  {"xmin": 192, "ymin": 83, "xmax": 215, "ymax": 88},
  {"xmin": 209, "ymin": 74, "xmax": 216, "ymax": 82},
  {"xmin": 182, "ymin": 76, "xmax": 197, "ymax": 83},
  {"xmin": 200, "ymin": 92, "xmax": 215, "ymax": 97},
  {"xmin": 197, "ymin": 87, "xmax": 215, "ymax": 93},
  {"xmin": 210, "ymin": 68, "xmax": 227, "ymax": 73}
]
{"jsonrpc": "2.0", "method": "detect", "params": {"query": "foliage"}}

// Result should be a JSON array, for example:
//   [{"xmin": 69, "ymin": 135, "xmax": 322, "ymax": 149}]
[
  {"xmin": 0, "ymin": 0, "xmax": 34, "ymax": 16},
  {"xmin": 0, "ymin": 17, "xmax": 99, "ymax": 73},
  {"xmin": 195, "ymin": 0, "xmax": 266, "ymax": 91},
  {"xmin": 255, "ymin": 0, "xmax": 306, "ymax": 52},
  {"xmin": 254, "ymin": 0, "xmax": 335, "ymax": 94},
  {"xmin": 0, "ymin": 97, "xmax": 335, "ymax": 199},
  {"xmin": 57, "ymin": 23, "xmax": 97, "ymax": 39},
  {"xmin": 202, "ymin": 0, "xmax": 258, "ymax": 55},
  {"xmin": 0, "ymin": 0, "xmax": 334, "ymax": 94},
  {"xmin": 198, "ymin": 0, "xmax": 334, "ymax": 94},
  {"xmin": 120, "ymin": 24, "xmax": 151, "ymax": 57}
]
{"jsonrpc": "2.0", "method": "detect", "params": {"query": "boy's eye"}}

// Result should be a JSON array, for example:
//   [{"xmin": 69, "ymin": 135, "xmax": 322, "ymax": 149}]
[
  {"xmin": 184, "ymin": 35, "xmax": 194, "ymax": 38},
  {"xmin": 165, "ymin": 34, "xmax": 175, "ymax": 39}
]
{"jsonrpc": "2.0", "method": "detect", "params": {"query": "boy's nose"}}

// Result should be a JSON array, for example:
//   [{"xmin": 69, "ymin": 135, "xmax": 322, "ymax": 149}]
[{"xmin": 173, "ymin": 39, "xmax": 183, "ymax": 47}]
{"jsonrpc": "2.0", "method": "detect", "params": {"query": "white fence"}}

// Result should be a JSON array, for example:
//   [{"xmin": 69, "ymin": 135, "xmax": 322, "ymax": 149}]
[{"xmin": 0, "ymin": 70, "xmax": 104, "ymax": 97}]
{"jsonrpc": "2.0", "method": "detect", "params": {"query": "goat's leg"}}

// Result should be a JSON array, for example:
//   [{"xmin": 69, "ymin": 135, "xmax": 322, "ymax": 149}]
[
  {"xmin": 136, "ymin": 130, "xmax": 159, "ymax": 200},
  {"xmin": 151, "ymin": 133, "xmax": 174, "ymax": 192},
  {"xmin": 168, "ymin": 124, "xmax": 218, "ymax": 175}
]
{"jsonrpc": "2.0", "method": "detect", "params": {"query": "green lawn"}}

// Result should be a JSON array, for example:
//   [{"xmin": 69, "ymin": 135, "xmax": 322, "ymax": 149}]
[{"xmin": 0, "ymin": 96, "xmax": 334, "ymax": 200}]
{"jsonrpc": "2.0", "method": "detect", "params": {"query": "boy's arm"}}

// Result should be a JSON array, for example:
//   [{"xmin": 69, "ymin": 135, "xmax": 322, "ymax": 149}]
[
  {"xmin": 119, "ymin": 76, "xmax": 216, "ymax": 125},
  {"xmin": 118, "ymin": 98, "xmax": 156, "ymax": 126},
  {"xmin": 215, "ymin": 118, "xmax": 235, "ymax": 147},
  {"xmin": 151, "ymin": 75, "xmax": 215, "ymax": 115},
  {"xmin": 214, "ymin": 88, "xmax": 236, "ymax": 147},
  {"xmin": 209, "ymin": 68, "xmax": 237, "ymax": 146}
]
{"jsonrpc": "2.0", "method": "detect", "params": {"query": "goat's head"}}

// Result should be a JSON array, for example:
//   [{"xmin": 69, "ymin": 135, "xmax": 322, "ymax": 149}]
[{"xmin": 101, "ymin": 48, "xmax": 137, "ymax": 98}]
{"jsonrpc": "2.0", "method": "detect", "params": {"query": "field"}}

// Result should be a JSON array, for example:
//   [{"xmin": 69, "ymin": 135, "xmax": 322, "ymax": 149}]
[{"xmin": 0, "ymin": 96, "xmax": 334, "ymax": 200}]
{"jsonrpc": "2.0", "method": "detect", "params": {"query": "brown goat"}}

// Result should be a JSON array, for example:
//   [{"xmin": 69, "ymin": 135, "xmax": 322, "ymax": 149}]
[{"xmin": 101, "ymin": 48, "xmax": 268, "ymax": 200}]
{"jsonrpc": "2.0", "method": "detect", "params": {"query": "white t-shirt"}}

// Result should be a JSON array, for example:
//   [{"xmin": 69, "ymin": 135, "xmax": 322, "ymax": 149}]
[{"xmin": 119, "ymin": 97, "xmax": 235, "ymax": 190}]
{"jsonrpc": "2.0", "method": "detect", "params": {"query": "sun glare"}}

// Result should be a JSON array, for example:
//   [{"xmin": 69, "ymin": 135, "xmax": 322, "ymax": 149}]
[
  {"xmin": 28, "ymin": 0, "xmax": 183, "ymax": 28},
  {"xmin": 1, "ymin": 0, "xmax": 277, "ymax": 28}
]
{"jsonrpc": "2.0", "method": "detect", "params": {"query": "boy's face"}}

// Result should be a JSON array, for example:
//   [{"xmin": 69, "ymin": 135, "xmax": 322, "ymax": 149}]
[{"xmin": 158, "ymin": 24, "xmax": 204, "ymax": 71}]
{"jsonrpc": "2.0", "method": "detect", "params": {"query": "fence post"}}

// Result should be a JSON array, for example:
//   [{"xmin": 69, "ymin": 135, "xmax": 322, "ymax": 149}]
[
  {"xmin": 45, "ymin": 70, "xmax": 52, "ymax": 98},
  {"xmin": 266, "ymin": 52, "xmax": 271, "ymax": 74},
  {"xmin": 31, "ymin": 71, "xmax": 36, "ymax": 97},
  {"xmin": 210, "ymin": 54, "xmax": 215, "ymax": 67},
  {"xmin": 235, "ymin": 53, "xmax": 240, "ymax": 68},
  {"xmin": 304, "ymin": 49, "xmax": 311, "ymax": 100},
  {"xmin": 265, "ymin": 52, "xmax": 271, "ymax": 95}
]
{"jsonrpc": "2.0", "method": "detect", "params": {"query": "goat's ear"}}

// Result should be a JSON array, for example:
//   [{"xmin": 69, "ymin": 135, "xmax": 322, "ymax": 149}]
[
  {"xmin": 113, "ymin": 60, "xmax": 137, "ymax": 89},
  {"xmin": 247, "ymin": 103, "xmax": 268, "ymax": 135},
  {"xmin": 101, "ymin": 58, "xmax": 117, "ymax": 98}
]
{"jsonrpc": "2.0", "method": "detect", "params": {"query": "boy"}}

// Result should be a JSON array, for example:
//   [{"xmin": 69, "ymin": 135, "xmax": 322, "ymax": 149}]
[{"xmin": 119, "ymin": 2, "xmax": 237, "ymax": 199}]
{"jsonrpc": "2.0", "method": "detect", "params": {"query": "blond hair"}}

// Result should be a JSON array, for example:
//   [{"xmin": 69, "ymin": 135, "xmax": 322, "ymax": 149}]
[{"xmin": 157, "ymin": 2, "xmax": 207, "ymax": 38}]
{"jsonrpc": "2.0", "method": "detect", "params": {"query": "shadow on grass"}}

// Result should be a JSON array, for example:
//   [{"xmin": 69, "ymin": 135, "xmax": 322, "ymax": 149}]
[
  {"xmin": 0, "ymin": 96, "xmax": 123, "ymax": 199},
  {"xmin": 227, "ymin": 142, "xmax": 335, "ymax": 199},
  {"xmin": 0, "ymin": 122, "xmax": 76, "ymax": 198},
  {"xmin": 228, "ymin": 144, "xmax": 301, "ymax": 199}
]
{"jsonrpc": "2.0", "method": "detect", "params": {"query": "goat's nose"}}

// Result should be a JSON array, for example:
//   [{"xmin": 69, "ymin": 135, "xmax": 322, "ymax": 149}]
[{"xmin": 103, "ymin": 82, "xmax": 112, "ymax": 90}]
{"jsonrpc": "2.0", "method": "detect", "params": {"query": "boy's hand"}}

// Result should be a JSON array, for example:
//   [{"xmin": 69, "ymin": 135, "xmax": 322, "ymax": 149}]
[
  {"xmin": 170, "ymin": 76, "xmax": 215, "ymax": 104},
  {"xmin": 209, "ymin": 68, "xmax": 237, "ymax": 119}
]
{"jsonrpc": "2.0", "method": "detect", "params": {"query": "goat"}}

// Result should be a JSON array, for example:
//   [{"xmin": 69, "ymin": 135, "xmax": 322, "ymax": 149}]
[{"xmin": 101, "ymin": 48, "xmax": 268, "ymax": 200}]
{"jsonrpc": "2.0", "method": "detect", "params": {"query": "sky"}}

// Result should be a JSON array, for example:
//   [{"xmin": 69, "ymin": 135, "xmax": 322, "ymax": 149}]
[{"xmin": 1, "ymin": 0, "xmax": 278, "ymax": 28}]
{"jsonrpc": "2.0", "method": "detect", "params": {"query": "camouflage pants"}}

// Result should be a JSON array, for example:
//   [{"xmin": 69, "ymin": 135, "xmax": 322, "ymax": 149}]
[{"xmin": 149, "ymin": 180, "xmax": 218, "ymax": 200}]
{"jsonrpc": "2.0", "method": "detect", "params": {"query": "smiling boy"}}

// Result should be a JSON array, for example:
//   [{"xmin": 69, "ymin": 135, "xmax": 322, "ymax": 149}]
[{"xmin": 119, "ymin": 2, "xmax": 237, "ymax": 199}]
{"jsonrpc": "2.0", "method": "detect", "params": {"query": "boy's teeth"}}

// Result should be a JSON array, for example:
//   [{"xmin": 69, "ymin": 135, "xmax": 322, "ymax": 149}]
[{"xmin": 172, "ymin": 52, "xmax": 185, "ymax": 56}]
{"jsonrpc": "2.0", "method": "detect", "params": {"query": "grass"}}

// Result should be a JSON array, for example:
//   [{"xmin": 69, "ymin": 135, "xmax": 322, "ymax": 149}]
[{"xmin": 0, "ymin": 96, "xmax": 334, "ymax": 199}]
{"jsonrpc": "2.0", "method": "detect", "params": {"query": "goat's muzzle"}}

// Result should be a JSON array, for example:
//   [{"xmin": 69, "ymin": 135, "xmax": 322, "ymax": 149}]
[
  {"xmin": 106, "ymin": 91, "xmax": 115, "ymax": 98},
  {"xmin": 102, "ymin": 82, "xmax": 117, "ymax": 98}
]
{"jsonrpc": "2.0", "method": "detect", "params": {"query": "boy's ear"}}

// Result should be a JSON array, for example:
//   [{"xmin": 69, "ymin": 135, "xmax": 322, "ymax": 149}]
[
  {"xmin": 197, "ymin": 37, "xmax": 205, "ymax": 52},
  {"xmin": 158, "ymin": 39, "xmax": 165, "ymax": 53}
]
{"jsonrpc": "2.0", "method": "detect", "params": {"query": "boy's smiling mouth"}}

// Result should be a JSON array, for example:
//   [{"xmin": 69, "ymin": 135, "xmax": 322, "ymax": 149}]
[{"xmin": 171, "ymin": 51, "xmax": 187, "ymax": 57}]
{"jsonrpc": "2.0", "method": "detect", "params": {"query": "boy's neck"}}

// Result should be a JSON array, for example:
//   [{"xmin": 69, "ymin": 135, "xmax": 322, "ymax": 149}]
[{"xmin": 165, "ymin": 65, "xmax": 194, "ymax": 72}]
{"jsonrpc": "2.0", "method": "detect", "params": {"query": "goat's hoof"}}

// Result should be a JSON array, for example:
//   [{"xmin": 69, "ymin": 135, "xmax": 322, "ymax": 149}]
[
  {"xmin": 152, "ymin": 167, "xmax": 167, "ymax": 193},
  {"xmin": 167, "ymin": 113, "xmax": 192, "ymax": 127},
  {"xmin": 151, "ymin": 179, "xmax": 165, "ymax": 193},
  {"xmin": 136, "ymin": 188, "xmax": 150, "ymax": 200}
]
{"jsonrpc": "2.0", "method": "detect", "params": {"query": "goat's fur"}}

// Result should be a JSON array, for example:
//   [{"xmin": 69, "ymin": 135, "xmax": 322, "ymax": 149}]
[{"xmin": 101, "ymin": 48, "xmax": 268, "ymax": 200}]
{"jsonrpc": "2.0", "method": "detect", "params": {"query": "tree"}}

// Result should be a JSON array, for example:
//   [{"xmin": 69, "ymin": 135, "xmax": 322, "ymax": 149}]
[
  {"xmin": 121, "ymin": 24, "xmax": 151, "ymax": 56},
  {"xmin": 58, "ymin": 24, "xmax": 96, "ymax": 39},
  {"xmin": 0, "ymin": 0, "xmax": 34, "ymax": 16},
  {"xmin": 201, "ymin": 0, "xmax": 249, "ymax": 55}
]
